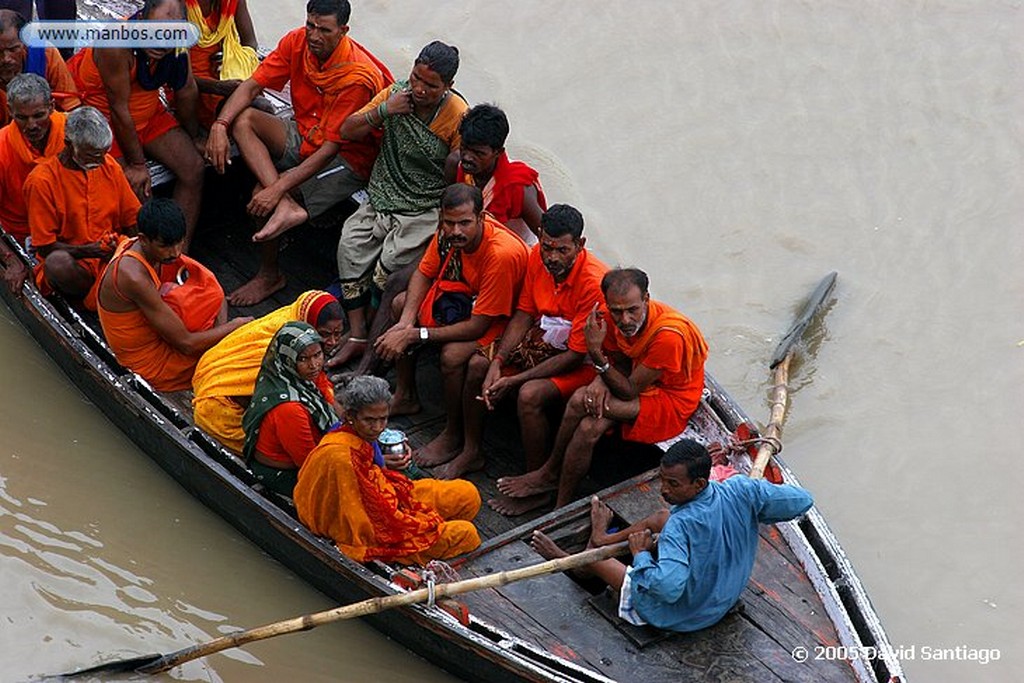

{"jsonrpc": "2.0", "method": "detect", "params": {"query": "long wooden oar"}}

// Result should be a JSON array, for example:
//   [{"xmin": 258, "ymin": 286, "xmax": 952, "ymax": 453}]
[
  {"xmin": 749, "ymin": 272, "xmax": 837, "ymax": 479},
  {"xmin": 59, "ymin": 538, "xmax": 633, "ymax": 678}
]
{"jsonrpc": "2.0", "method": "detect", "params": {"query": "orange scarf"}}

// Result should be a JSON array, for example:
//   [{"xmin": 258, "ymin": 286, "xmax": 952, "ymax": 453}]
[
  {"xmin": 6, "ymin": 112, "xmax": 65, "ymax": 166},
  {"xmin": 613, "ymin": 299, "xmax": 708, "ymax": 384}
]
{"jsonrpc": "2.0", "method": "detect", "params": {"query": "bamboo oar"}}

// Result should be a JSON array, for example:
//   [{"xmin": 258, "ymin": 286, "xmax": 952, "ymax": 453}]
[
  {"xmin": 749, "ymin": 272, "xmax": 837, "ymax": 479},
  {"xmin": 59, "ymin": 538, "xmax": 633, "ymax": 678}
]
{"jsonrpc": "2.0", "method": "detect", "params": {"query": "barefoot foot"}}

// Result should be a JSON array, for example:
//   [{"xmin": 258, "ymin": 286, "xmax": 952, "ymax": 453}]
[
  {"xmin": 589, "ymin": 495, "xmax": 616, "ymax": 546},
  {"xmin": 495, "ymin": 471, "xmax": 558, "ymax": 499},
  {"xmin": 253, "ymin": 198, "xmax": 308, "ymax": 242},
  {"xmin": 529, "ymin": 530, "xmax": 569, "ymax": 559},
  {"xmin": 413, "ymin": 430, "xmax": 461, "ymax": 467},
  {"xmin": 487, "ymin": 492, "xmax": 554, "ymax": 517},
  {"xmin": 228, "ymin": 272, "xmax": 287, "ymax": 307},
  {"xmin": 433, "ymin": 451, "xmax": 485, "ymax": 480}
]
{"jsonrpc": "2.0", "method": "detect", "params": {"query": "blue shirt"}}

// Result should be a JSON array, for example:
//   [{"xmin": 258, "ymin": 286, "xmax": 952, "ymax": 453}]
[{"xmin": 628, "ymin": 476, "xmax": 813, "ymax": 632}]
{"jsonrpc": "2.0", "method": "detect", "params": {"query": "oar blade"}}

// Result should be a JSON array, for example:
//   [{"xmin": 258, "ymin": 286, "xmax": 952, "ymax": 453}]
[
  {"xmin": 770, "ymin": 271, "xmax": 837, "ymax": 368},
  {"xmin": 55, "ymin": 653, "xmax": 163, "ymax": 679}
]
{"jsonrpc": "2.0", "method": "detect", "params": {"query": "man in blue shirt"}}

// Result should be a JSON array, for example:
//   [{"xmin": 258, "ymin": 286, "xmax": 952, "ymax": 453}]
[{"xmin": 531, "ymin": 439, "xmax": 813, "ymax": 632}]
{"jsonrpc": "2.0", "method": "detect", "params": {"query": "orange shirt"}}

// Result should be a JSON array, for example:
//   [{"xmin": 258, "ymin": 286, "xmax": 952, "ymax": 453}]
[
  {"xmin": 0, "ymin": 47, "xmax": 81, "ymax": 128},
  {"xmin": 418, "ymin": 216, "xmax": 529, "ymax": 345},
  {"xmin": 24, "ymin": 154, "xmax": 140, "ymax": 251},
  {"xmin": 252, "ymin": 30, "xmax": 392, "ymax": 175},
  {"xmin": 254, "ymin": 373, "xmax": 335, "ymax": 468},
  {"xmin": 0, "ymin": 112, "xmax": 66, "ymax": 243},
  {"xmin": 69, "ymin": 48, "xmax": 163, "ymax": 134},
  {"xmin": 517, "ymin": 246, "xmax": 608, "ymax": 354}
]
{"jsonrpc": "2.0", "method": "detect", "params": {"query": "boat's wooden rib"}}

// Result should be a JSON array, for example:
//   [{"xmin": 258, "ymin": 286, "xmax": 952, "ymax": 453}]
[{"xmin": 0, "ymin": 164, "xmax": 903, "ymax": 682}]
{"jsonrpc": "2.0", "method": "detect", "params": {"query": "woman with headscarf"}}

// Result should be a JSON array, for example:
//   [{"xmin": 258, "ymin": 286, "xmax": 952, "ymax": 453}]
[
  {"xmin": 192, "ymin": 290, "xmax": 342, "ymax": 453},
  {"xmin": 241, "ymin": 322, "xmax": 337, "ymax": 497},
  {"xmin": 294, "ymin": 376, "xmax": 480, "ymax": 565}
]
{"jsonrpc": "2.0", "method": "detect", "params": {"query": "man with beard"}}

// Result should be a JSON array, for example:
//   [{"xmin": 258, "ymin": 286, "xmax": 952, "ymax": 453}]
[
  {"xmin": 428, "ymin": 204, "xmax": 606, "ymax": 484},
  {"xmin": 205, "ymin": 0, "xmax": 391, "ymax": 305},
  {"xmin": 530, "ymin": 440, "xmax": 813, "ymax": 632},
  {"xmin": 374, "ymin": 184, "xmax": 528, "ymax": 465},
  {"xmin": 0, "ymin": 9, "xmax": 80, "ymax": 128},
  {"xmin": 496, "ymin": 267, "xmax": 708, "ymax": 513},
  {"xmin": 97, "ymin": 198, "xmax": 251, "ymax": 392}
]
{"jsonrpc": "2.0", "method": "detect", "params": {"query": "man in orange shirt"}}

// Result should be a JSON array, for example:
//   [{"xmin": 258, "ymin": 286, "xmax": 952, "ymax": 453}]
[
  {"xmin": 0, "ymin": 9, "xmax": 80, "ymax": 127},
  {"xmin": 69, "ymin": 0, "xmax": 205, "ymax": 248},
  {"xmin": 97, "ymin": 198, "xmax": 251, "ymax": 392},
  {"xmin": 496, "ymin": 268, "xmax": 709, "ymax": 514},
  {"xmin": 438, "ymin": 205, "xmax": 607, "ymax": 490},
  {"xmin": 375, "ymin": 184, "xmax": 529, "ymax": 472},
  {"xmin": 0, "ymin": 73, "xmax": 65, "ymax": 246},
  {"xmin": 205, "ymin": 0, "xmax": 392, "ymax": 306},
  {"xmin": 24, "ymin": 106, "xmax": 140, "ymax": 310}
]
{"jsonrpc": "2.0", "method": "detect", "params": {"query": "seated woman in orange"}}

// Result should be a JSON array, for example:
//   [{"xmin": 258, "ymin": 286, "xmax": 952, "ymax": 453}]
[
  {"xmin": 294, "ymin": 376, "xmax": 481, "ymax": 565},
  {"xmin": 191, "ymin": 290, "xmax": 342, "ymax": 454},
  {"xmin": 242, "ymin": 322, "xmax": 338, "ymax": 497}
]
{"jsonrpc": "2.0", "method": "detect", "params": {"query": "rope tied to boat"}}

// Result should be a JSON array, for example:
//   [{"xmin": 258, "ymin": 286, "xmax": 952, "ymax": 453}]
[
  {"xmin": 713, "ymin": 436, "xmax": 783, "ymax": 461},
  {"xmin": 420, "ymin": 561, "xmax": 461, "ymax": 609}
]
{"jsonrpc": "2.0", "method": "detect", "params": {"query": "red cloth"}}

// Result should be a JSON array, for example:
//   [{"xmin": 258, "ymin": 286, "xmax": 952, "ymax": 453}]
[
  {"xmin": 603, "ymin": 299, "xmax": 708, "ymax": 444},
  {"xmin": 253, "ymin": 373, "xmax": 335, "ymax": 468},
  {"xmin": 456, "ymin": 151, "xmax": 547, "ymax": 225},
  {"xmin": 0, "ymin": 112, "xmax": 66, "ymax": 243},
  {"xmin": 417, "ymin": 215, "xmax": 529, "ymax": 347},
  {"xmin": 252, "ymin": 30, "xmax": 392, "ymax": 176}
]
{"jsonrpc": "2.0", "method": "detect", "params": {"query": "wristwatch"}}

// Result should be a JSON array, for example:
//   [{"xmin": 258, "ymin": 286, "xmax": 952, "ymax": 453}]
[
  {"xmin": 594, "ymin": 359, "xmax": 611, "ymax": 374},
  {"xmin": 419, "ymin": 327, "xmax": 429, "ymax": 341}
]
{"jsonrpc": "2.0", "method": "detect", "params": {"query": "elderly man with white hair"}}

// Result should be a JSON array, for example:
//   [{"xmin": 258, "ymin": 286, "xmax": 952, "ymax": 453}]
[{"xmin": 23, "ymin": 105, "xmax": 141, "ymax": 310}]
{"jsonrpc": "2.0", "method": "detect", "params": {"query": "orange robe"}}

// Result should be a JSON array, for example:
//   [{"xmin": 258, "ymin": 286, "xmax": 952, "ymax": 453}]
[
  {"xmin": 98, "ymin": 239, "xmax": 225, "ymax": 392},
  {"xmin": 69, "ymin": 48, "xmax": 180, "ymax": 157},
  {"xmin": 0, "ymin": 47, "xmax": 81, "ymax": 128},
  {"xmin": 603, "ymin": 299, "xmax": 709, "ymax": 443},
  {"xmin": 294, "ymin": 426, "xmax": 481, "ymax": 565},
  {"xmin": 252, "ymin": 29, "xmax": 393, "ymax": 177},
  {"xmin": 417, "ymin": 215, "xmax": 529, "ymax": 347},
  {"xmin": 24, "ymin": 154, "xmax": 141, "ymax": 310},
  {"xmin": 0, "ymin": 112, "xmax": 66, "ymax": 243}
]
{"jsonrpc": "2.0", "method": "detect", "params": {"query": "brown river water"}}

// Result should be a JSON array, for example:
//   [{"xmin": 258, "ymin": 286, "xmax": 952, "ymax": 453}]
[{"xmin": 2, "ymin": 1, "xmax": 1021, "ymax": 680}]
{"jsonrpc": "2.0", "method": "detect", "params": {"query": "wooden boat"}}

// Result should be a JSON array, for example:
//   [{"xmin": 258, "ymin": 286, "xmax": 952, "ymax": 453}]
[{"xmin": 0, "ymin": 175, "xmax": 904, "ymax": 681}]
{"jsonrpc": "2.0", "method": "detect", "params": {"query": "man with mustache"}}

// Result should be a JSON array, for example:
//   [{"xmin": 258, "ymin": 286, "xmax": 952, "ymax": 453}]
[
  {"xmin": 205, "ymin": 0, "xmax": 391, "ymax": 306},
  {"xmin": 428, "ymin": 204, "xmax": 606, "ymax": 486},
  {"xmin": 530, "ymin": 439, "xmax": 813, "ymax": 632},
  {"xmin": 97, "ymin": 198, "xmax": 251, "ymax": 392},
  {"xmin": 24, "ymin": 105, "xmax": 140, "ymax": 310},
  {"xmin": 374, "ymin": 183, "xmax": 528, "ymax": 466},
  {"xmin": 496, "ymin": 267, "xmax": 708, "ymax": 513},
  {"xmin": 0, "ymin": 9, "xmax": 80, "ymax": 129}
]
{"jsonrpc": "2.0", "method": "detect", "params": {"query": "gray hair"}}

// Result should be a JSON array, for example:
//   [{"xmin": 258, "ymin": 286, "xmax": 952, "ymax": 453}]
[
  {"xmin": 6, "ymin": 73, "xmax": 51, "ymax": 107},
  {"xmin": 339, "ymin": 375, "xmax": 391, "ymax": 413},
  {"xmin": 64, "ymin": 106, "xmax": 113, "ymax": 150}
]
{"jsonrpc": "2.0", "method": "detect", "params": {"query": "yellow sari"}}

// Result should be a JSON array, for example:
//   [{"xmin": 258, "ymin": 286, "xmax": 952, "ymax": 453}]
[{"xmin": 192, "ymin": 290, "xmax": 335, "ymax": 453}]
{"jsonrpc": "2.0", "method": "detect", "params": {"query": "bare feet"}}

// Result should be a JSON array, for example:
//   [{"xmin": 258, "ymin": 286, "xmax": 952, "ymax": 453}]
[
  {"xmin": 488, "ymin": 492, "xmax": 553, "ymax": 517},
  {"xmin": 389, "ymin": 394, "xmax": 421, "ymax": 417},
  {"xmin": 253, "ymin": 197, "xmax": 308, "ymax": 242},
  {"xmin": 496, "ymin": 470, "xmax": 558, "ymax": 499},
  {"xmin": 589, "ymin": 495, "xmax": 616, "ymax": 546},
  {"xmin": 227, "ymin": 272, "xmax": 287, "ymax": 307},
  {"xmin": 413, "ymin": 429, "xmax": 461, "ymax": 467},
  {"xmin": 432, "ymin": 450, "xmax": 485, "ymax": 480},
  {"xmin": 530, "ymin": 530, "xmax": 569, "ymax": 559},
  {"xmin": 326, "ymin": 335, "xmax": 368, "ymax": 369}
]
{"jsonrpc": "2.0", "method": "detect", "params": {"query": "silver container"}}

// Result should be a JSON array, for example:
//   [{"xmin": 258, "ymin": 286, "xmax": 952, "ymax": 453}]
[{"xmin": 378, "ymin": 428, "xmax": 407, "ymax": 456}]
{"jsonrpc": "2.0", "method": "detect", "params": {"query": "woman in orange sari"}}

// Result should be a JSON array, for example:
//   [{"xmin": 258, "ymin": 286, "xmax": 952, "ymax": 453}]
[{"xmin": 294, "ymin": 376, "xmax": 480, "ymax": 565}]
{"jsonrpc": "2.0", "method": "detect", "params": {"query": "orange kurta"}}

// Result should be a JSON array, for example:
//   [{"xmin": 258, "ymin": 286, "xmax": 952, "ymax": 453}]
[
  {"xmin": 24, "ymin": 154, "xmax": 140, "ymax": 309},
  {"xmin": 294, "ymin": 426, "xmax": 480, "ymax": 565},
  {"xmin": 0, "ymin": 47, "xmax": 81, "ymax": 128},
  {"xmin": 417, "ymin": 215, "xmax": 529, "ymax": 347},
  {"xmin": 69, "ymin": 48, "xmax": 180, "ymax": 157},
  {"xmin": 252, "ymin": 30, "xmax": 392, "ymax": 177},
  {"xmin": 98, "ymin": 240, "xmax": 225, "ymax": 392},
  {"xmin": 603, "ymin": 299, "xmax": 709, "ymax": 443},
  {"xmin": 0, "ymin": 112, "xmax": 66, "ymax": 243}
]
